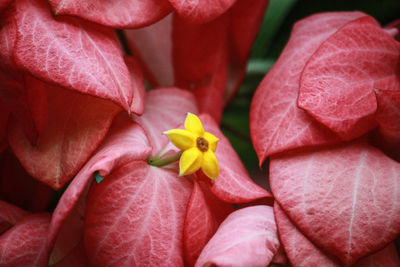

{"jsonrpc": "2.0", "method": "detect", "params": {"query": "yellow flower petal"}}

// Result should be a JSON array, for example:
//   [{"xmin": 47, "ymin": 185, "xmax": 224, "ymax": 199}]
[
  {"xmin": 179, "ymin": 147, "xmax": 203, "ymax": 176},
  {"xmin": 201, "ymin": 150, "xmax": 219, "ymax": 180},
  {"xmin": 203, "ymin": 132, "xmax": 219, "ymax": 152},
  {"xmin": 185, "ymin": 113, "xmax": 204, "ymax": 136},
  {"xmin": 164, "ymin": 129, "xmax": 196, "ymax": 150}
]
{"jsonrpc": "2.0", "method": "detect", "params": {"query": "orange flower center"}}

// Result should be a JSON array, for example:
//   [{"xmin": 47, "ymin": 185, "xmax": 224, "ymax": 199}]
[{"xmin": 196, "ymin": 137, "xmax": 209, "ymax": 152}]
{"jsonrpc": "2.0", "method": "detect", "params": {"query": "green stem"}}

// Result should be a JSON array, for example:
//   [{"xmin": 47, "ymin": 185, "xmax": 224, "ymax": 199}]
[{"xmin": 147, "ymin": 151, "xmax": 182, "ymax": 167}]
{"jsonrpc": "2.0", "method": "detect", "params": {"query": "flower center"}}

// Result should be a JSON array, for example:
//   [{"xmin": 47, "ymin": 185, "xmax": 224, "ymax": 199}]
[{"xmin": 196, "ymin": 137, "xmax": 209, "ymax": 152}]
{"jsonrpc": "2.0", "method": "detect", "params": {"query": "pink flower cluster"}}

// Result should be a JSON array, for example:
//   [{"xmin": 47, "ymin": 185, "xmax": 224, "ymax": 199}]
[{"xmin": 0, "ymin": 0, "xmax": 399, "ymax": 266}]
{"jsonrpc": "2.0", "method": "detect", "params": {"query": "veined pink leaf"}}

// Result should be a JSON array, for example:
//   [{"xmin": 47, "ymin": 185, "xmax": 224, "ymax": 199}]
[
  {"xmin": 0, "ymin": 200, "xmax": 29, "ymax": 235},
  {"xmin": 0, "ymin": 13, "xmax": 48, "ymax": 143},
  {"xmin": 168, "ymin": 0, "xmax": 236, "ymax": 24},
  {"xmin": 0, "ymin": 213, "xmax": 50, "ymax": 267},
  {"xmin": 199, "ymin": 114, "xmax": 272, "ymax": 203},
  {"xmin": 184, "ymin": 178, "xmax": 234, "ymax": 266},
  {"xmin": 14, "ymin": 0, "xmax": 140, "ymax": 113},
  {"xmin": 270, "ymin": 140, "xmax": 400, "ymax": 265},
  {"xmin": 274, "ymin": 203, "xmax": 342, "ymax": 266},
  {"xmin": 298, "ymin": 16, "xmax": 400, "ymax": 139},
  {"xmin": 173, "ymin": 15, "xmax": 229, "ymax": 122},
  {"xmin": 132, "ymin": 88, "xmax": 198, "ymax": 156},
  {"xmin": 124, "ymin": 56, "xmax": 146, "ymax": 115},
  {"xmin": 374, "ymin": 78, "xmax": 400, "ymax": 145},
  {"xmin": 274, "ymin": 203, "xmax": 400, "ymax": 267},
  {"xmin": 46, "ymin": 113, "xmax": 151, "ymax": 257},
  {"xmin": 8, "ymin": 79, "xmax": 120, "ymax": 189},
  {"xmin": 195, "ymin": 205, "xmax": 280, "ymax": 267},
  {"xmin": 84, "ymin": 161, "xmax": 192, "ymax": 266},
  {"xmin": 48, "ymin": 0, "xmax": 172, "ymax": 29},
  {"xmin": 124, "ymin": 14, "xmax": 174, "ymax": 87},
  {"xmin": 0, "ymin": 150, "xmax": 53, "ymax": 213},
  {"xmin": 250, "ymin": 12, "xmax": 366, "ymax": 163}
]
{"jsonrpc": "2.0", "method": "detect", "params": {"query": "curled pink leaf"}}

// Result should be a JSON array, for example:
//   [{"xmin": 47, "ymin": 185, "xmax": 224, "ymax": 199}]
[
  {"xmin": 14, "ymin": 0, "xmax": 141, "ymax": 113},
  {"xmin": 250, "ymin": 12, "xmax": 366, "ymax": 162},
  {"xmin": 298, "ymin": 16, "xmax": 400, "ymax": 139},
  {"xmin": 8, "ymin": 80, "xmax": 120, "ymax": 189},
  {"xmin": 48, "ymin": 0, "xmax": 172, "ymax": 29},
  {"xmin": 195, "ymin": 205, "xmax": 280, "ymax": 267},
  {"xmin": 168, "ymin": 0, "xmax": 236, "ymax": 24}
]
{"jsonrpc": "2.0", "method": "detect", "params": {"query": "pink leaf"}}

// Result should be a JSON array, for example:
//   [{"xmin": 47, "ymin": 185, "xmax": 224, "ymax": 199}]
[
  {"xmin": 298, "ymin": 16, "xmax": 400, "ymax": 139},
  {"xmin": 274, "ymin": 202, "xmax": 342, "ymax": 266},
  {"xmin": 14, "ymin": 0, "xmax": 140, "ymax": 113},
  {"xmin": 46, "ymin": 113, "xmax": 151, "ymax": 256},
  {"xmin": 184, "ymin": 178, "xmax": 234, "ymax": 266},
  {"xmin": 270, "ymin": 140, "xmax": 400, "ymax": 265},
  {"xmin": 168, "ymin": 0, "xmax": 236, "ymax": 24},
  {"xmin": 48, "ymin": 0, "xmax": 172, "ymax": 29},
  {"xmin": 250, "ymin": 12, "xmax": 366, "ymax": 162},
  {"xmin": 274, "ymin": 203, "xmax": 400, "ymax": 267},
  {"xmin": 8, "ymin": 79, "xmax": 120, "ymax": 189},
  {"xmin": 374, "ymin": 78, "xmax": 400, "ymax": 145},
  {"xmin": 173, "ymin": 14, "xmax": 228, "ymax": 122},
  {"xmin": 199, "ymin": 114, "xmax": 272, "ymax": 203},
  {"xmin": 132, "ymin": 88, "xmax": 198, "ymax": 156},
  {"xmin": 124, "ymin": 56, "xmax": 146, "ymax": 115},
  {"xmin": 195, "ymin": 205, "xmax": 280, "ymax": 267},
  {"xmin": 124, "ymin": 14, "xmax": 175, "ymax": 87},
  {"xmin": 0, "ymin": 200, "xmax": 29, "ymax": 235},
  {"xmin": 84, "ymin": 161, "xmax": 192, "ymax": 266},
  {"xmin": 0, "ymin": 213, "xmax": 50, "ymax": 267}
]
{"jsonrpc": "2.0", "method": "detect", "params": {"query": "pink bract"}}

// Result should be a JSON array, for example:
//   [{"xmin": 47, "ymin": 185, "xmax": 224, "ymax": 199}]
[
  {"xmin": 270, "ymin": 140, "xmax": 400, "ymax": 265},
  {"xmin": 195, "ymin": 205, "xmax": 280, "ymax": 267}
]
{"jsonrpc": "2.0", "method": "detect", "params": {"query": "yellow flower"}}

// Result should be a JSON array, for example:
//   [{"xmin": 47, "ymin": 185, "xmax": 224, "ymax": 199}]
[{"xmin": 164, "ymin": 113, "xmax": 219, "ymax": 180}]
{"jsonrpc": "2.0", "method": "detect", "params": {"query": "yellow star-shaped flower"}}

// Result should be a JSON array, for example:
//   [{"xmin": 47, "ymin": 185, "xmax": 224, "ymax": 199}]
[{"xmin": 164, "ymin": 113, "xmax": 219, "ymax": 180}]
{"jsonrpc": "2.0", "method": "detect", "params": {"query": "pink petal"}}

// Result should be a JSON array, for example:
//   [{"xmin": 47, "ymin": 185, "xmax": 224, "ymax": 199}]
[
  {"xmin": 132, "ymin": 88, "xmax": 198, "ymax": 156},
  {"xmin": 84, "ymin": 161, "xmax": 192, "ymax": 266},
  {"xmin": 0, "ymin": 213, "xmax": 50, "ymax": 267},
  {"xmin": 195, "ymin": 205, "xmax": 280, "ymax": 267},
  {"xmin": 168, "ymin": 0, "xmax": 236, "ymax": 24},
  {"xmin": 298, "ymin": 16, "xmax": 400, "ymax": 139},
  {"xmin": 250, "ymin": 12, "xmax": 366, "ymax": 162},
  {"xmin": 0, "ymin": 0, "xmax": 12, "ymax": 12},
  {"xmin": 199, "ymin": 114, "xmax": 272, "ymax": 203},
  {"xmin": 124, "ymin": 56, "xmax": 146, "ymax": 115},
  {"xmin": 14, "ymin": 0, "xmax": 140, "ymax": 113},
  {"xmin": 184, "ymin": 178, "xmax": 234, "ymax": 266},
  {"xmin": 374, "ymin": 78, "xmax": 400, "ymax": 145},
  {"xmin": 8, "ymin": 79, "xmax": 121, "ymax": 189},
  {"xmin": 124, "ymin": 14, "xmax": 175, "ymax": 87},
  {"xmin": 46, "ymin": 113, "xmax": 151, "ymax": 257},
  {"xmin": 274, "ymin": 203, "xmax": 400, "ymax": 267},
  {"xmin": 173, "ymin": 14, "xmax": 229, "ymax": 122},
  {"xmin": 48, "ymin": 0, "xmax": 172, "ymax": 29},
  {"xmin": 270, "ymin": 140, "xmax": 400, "ymax": 265},
  {"xmin": 0, "ymin": 200, "xmax": 29, "ymax": 234}
]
